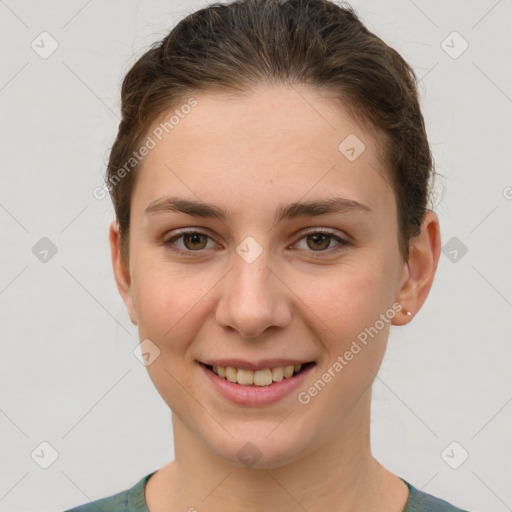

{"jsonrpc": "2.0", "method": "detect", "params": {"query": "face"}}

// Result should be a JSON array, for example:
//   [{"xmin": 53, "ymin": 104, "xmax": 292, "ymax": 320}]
[{"xmin": 111, "ymin": 85, "xmax": 423, "ymax": 468}]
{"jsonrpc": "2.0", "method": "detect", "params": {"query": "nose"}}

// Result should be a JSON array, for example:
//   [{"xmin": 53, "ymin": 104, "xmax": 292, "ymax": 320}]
[{"xmin": 215, "ymin": 246, "xmax": 291, "ymax": 338}]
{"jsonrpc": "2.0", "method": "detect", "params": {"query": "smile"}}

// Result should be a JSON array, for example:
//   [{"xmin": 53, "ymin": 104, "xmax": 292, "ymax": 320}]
[
  {"xmin": 199, "ymin": 361, "xmax": 316, "ymax": 406},
  {"xmin": 205, "ymin": 362, "xmax": 315, "ymax": 387}
]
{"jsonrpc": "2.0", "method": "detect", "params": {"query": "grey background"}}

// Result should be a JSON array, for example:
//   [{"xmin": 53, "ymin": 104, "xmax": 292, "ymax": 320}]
[{"xmin": 1, "ymin": 1, "xmax": 511, "ymax": 511}]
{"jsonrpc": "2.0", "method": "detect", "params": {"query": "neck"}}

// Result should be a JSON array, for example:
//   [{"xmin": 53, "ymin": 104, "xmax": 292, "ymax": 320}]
[{"xmin": 149, "ymin": 388, "xmax": 407, "ymax": 511}]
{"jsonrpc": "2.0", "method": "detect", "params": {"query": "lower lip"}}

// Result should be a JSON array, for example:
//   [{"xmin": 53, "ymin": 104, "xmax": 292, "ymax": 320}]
[{"xmin": 199, "ymin": 362, "xmax": 315, "ymax": 406}]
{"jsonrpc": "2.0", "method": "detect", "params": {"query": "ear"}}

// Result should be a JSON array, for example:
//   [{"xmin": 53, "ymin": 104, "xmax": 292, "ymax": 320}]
[
  {"xmin": 392, "ymin": 210, "xmax": 441, "ymax": 326},
  {"xmin": 109, "ymin": 221, "xmax": 138, "ymax": 325}
]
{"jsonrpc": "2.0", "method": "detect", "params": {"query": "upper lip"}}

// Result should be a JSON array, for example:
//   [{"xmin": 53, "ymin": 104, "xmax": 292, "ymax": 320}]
[{"xmin": 199, "ymin": 359, "xmax": 314, "ymax": 371}]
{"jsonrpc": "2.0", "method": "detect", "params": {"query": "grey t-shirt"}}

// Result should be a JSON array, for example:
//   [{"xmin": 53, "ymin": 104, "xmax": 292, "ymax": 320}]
[{"xmin": 64, "ymin": 472, "xmax": 470, "ymax": 511}]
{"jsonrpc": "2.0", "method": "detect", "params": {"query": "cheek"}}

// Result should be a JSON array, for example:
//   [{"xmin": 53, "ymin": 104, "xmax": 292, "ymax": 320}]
[
  {"xmin": 130, "ymin": 263, "xmax": 211, "ymax": 413},
  {"xmin": 132, "ymin": 257, "xmax": 217, "ymax": 342},
  {"xmin": 292, "ymin": 264, "xmax": 393, "ymax": 423},
  {"xmin": 293, "ymin": 258, "xmax": 395, "ymax": 341},
  {"xmin": 290, "ymin": 256, "xmax": 396, "ymax": 405}
]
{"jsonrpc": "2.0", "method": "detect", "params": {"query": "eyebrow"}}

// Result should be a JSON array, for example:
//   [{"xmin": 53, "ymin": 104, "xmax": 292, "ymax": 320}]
[{"xmin": 144, "ymin": 195, "xmax": 372, "ymax": 223}]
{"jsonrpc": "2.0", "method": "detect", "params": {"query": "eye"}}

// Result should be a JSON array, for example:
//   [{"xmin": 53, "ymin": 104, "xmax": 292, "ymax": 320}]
[
  {"xmin": 164, "ymin": 230, "xmax": 217, "ymax": 254},
  {"xmin": 163, "ymin": 228, "xmax": 350, "ymax": 257},
  {"xmin": 292, "ymin": 229, "xmax": 349, "ymax": 255}
]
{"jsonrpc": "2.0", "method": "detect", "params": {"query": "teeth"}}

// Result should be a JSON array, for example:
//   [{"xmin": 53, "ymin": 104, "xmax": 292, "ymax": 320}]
[
  {"xmin": 208, "ymin": 363, "xmax": 305, "ymax": 387},
  {"xmin": 283, "ymin": 365, "xmax": 294, "ymax": 378},
  {"xmin": 237, "ymin": 369, "xmax": 254, "ymax": 385},
  {"xmin": 253, "ymin": 368, "xmax": 272, "ymax": 386},
  {"xmin": 271, "ymin": 366, "xmax": 284, "ymax": 382},
  {"xmin": 226, "ymin": 366, "xmax": 237, "ymax": 383}
]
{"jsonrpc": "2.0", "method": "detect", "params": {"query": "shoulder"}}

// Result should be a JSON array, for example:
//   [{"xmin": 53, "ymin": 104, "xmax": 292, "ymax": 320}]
[
  {"xmin": 63, "ymin": 472, "xmax": 155, "ymax": 512},
  {"xmin": 401, "ymin": 478, "xmax": 471, "ymax": 512}
]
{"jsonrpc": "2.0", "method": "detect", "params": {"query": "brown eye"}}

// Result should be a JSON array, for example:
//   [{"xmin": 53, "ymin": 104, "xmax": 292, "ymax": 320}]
[
  {"xmin": 305, "ymin": 233, "xmax": 332, "ymax": 251},
  {"xmin": 164, "ymin": 230, "xmax": 216, "ymax": 254},
  {"xmin": 293, "ymin": 229, "xmax": 349, "ymax": 256},
  {"xmin": 182, "ymin": 232, "xmax": 208, "ymax": 250}
]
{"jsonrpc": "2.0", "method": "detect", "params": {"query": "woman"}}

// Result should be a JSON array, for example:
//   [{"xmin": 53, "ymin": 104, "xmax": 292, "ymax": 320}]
[{"xmin": 66, "ymin": 0, "xmax": 470, "ymax": 510}]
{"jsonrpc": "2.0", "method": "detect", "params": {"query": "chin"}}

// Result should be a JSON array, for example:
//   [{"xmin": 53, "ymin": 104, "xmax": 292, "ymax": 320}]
[{"xmin": 204, "ymin": 423, "xmax": 314, "ymax": 470}]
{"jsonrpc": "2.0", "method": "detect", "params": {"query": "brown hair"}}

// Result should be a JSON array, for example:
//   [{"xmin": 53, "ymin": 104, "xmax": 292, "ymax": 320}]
[{"xmin": 106, "ymin": 0, "xmax": 434, "ymax": 263}]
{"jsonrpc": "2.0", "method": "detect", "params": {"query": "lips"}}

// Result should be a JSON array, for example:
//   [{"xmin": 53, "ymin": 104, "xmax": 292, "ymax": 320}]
[{"xmin": 199, "ymin": 360, "xmax": 316, "ymax": 405}]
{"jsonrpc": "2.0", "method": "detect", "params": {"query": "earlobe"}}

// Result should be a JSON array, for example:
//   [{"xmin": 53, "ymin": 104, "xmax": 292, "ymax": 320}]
[
  {"xmin": 392, "ymin": 210, "xmax": 441, "ymax": 326},
  {"xmin": 109, "ymin": 221, "xmax": 138, "ymax": 325}
]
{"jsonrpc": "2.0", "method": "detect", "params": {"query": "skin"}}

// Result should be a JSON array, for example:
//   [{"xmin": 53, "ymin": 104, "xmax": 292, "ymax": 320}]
[{"xmin": 109, "ymin": 85, "xmax": 441, "ymax": 512}]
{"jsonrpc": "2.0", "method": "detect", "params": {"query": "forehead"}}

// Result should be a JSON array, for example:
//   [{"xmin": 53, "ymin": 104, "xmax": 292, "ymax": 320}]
[{"xmin": 133, "ymin": 85, "xmax": 394, "ymax": 218}]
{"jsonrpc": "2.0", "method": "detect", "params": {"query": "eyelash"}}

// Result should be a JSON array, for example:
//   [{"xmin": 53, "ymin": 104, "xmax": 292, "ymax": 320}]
[{"xmin": 163, "ymin": 228, "xmax": 350, "ymax": 258}]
